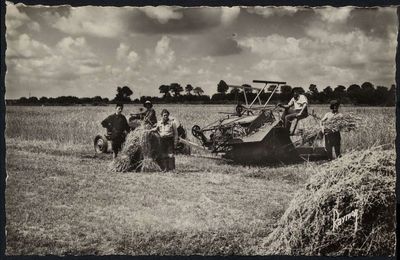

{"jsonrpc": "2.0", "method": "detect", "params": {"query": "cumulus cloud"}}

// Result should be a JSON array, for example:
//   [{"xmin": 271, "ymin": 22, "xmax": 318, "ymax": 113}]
[
  {"xmin": 153, "ymin": 36, "xmax": 176, "ymax": 68},
  {"xmin": 27, "ymin": 21, "xmax": 40, "ymax": 32},
  {"xmin": 173, "ymin": 65, "xmax": 191, "ymax": 77},
  {"xmin": 239, "ymin": 35, "xmax": 301, "ymax": 59},
  {"xmin": 315, "ymin": 6, "xmax": 352, "ymax": 23},
  {"xmin": 212, "ymin": 37, "xmax": 243, "ymax": 56},
  {"xmin": 246, "ymin": 6, "xmax": 300, "ymax": 18},
  {"xmin": 8, "ymin": 35, "xmax": 104, "ymax": 84},
  {"xmin": 7, "ymin": 33, "xmax": 51, "ymax": 59},
  {"xmin": 142, "ymin": 6, "xmax": 183, "ymax": 24},
  {"xmin": 44, "ymin": 7, "xmax": 130, "ymax": 38},
  {"xmin": 6, "ymin": 3, "xmax": 31, "ymax": 37},
  {"xmin": 220, "ymin": 7, "xmax": 240, "ymax": 25},
  {"xmin": 127, "ymin": 51, "xmax": 139, "ymax": 65},
  {"xmin": 5, "ymin": 5, "xmax": 396, "ymax": 99},
  {"xmin": 116, "ymin": 43, "xmax": 130, "ymax": 61},
  {"xmin": 247, "ymin": 25, "xmax": 396, "ymax": 88},
  {"xmin": 116, "ymin": 43, "xmax": 140, "ymax": 67},
  {"xmin": 128, "ymin": 8, "xmax": 233, "ymax": 35}
]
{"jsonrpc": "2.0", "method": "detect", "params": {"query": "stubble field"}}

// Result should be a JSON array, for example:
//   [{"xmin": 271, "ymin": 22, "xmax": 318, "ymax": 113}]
[{"xmin": 4, "ymin": 104, "xmax": 396, "ymax": 255}]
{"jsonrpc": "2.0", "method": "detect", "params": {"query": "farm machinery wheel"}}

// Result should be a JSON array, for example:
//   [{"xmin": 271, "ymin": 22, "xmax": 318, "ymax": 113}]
[
  {"xmin": 191, "ymin": 125, "xmax": 202, "ymax": 138},
  {"xmin": 94, "ymin": 135, "xmax": 108, "ymax": 154}
]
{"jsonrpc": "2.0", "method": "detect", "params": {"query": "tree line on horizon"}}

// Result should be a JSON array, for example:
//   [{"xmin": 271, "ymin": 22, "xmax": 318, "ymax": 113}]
[{"xmin": 7, "ymin": 81, "xmax": 395, "ymax": 107}]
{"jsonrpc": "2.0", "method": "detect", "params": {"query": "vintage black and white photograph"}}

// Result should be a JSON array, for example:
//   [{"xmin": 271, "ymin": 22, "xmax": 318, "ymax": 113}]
[{"xmin": 4, "ymin": 2, "xmax": 397, "ymax": 256}]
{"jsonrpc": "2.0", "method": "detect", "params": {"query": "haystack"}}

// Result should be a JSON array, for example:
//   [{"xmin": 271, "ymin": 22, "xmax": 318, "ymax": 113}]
[
  {"xmin": 259, "ymin": 148, "xmax": 396, "ymax": 256},
  {"xmin": 110, "ymin": 124, "xmax": 161, "ymax": 172}
]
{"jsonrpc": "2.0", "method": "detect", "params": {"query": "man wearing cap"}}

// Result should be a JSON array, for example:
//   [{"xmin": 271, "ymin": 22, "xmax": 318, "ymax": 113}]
[
  {"xmin": 320, "ymin": 100, "xmax": 342, "ymax": 160},
  {"xmin": 152, "ymin": 109, "xmax": 178, "ymax": 171},
  {"xmin": 101, "ymin": 103, "xmax": 130, "ymax": 158},
  {"xmin": 142, "ymin": 100, "xmax": 157, "ymax": 127},
  {"xmin": 278, "ymin": 88, "xmax": 308, "ymax": 130}
]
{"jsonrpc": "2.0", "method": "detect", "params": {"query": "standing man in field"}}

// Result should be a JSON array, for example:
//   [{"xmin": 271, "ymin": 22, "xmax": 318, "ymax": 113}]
[
  {"xmin": 320, "ymin": 100, "xmax": 342, "ymax": 160},
  {"xmin": 101, "ymin": 103, "xmax": 130, "ymax": 158},
  {"xmin": 152, "ymin": 109, "xmax": 178, "ymax": 171},
  {"xmin": 142, "ymin": 100, "xmax": 157, "ymax": 127},
  {"xmin": 278, "ymin": 88, "xmax": 308, "ymax": 130}
]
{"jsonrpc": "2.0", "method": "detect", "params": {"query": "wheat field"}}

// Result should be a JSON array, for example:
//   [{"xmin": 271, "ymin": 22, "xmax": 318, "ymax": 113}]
[{"xmin": 4, "ymin": 104, "xmax": 396, "ymax": 255}]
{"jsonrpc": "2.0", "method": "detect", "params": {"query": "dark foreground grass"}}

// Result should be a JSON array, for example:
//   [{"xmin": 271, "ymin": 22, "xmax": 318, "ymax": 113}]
[{"xmin": 5, "ymin": 138, "xmax": 312, "ymax": 255}]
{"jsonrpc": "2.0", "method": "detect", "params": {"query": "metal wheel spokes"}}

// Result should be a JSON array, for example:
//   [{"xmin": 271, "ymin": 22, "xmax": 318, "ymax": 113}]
[{"xmin": 191, "ymin": 125, "xmax": 202, "ymax": 138}]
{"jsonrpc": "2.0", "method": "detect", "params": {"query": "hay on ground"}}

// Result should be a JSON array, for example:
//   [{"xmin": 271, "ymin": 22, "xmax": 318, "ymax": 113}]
[{"xmin": 259, "ymin": 148, "xmax": 395, "ymax": 256}]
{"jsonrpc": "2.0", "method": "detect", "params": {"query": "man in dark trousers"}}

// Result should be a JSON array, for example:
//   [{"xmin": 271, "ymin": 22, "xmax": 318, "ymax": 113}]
[
  {"xmin": 101, "ymin": 103, "xmax": 130, "ymax": 158},
  {"xmin": 320, "ymin": 100, "xmax": 342, "ymax": 160},
  {"xmin": 152, "ymin": 109, "xmax": 178, "ymax": 171}
]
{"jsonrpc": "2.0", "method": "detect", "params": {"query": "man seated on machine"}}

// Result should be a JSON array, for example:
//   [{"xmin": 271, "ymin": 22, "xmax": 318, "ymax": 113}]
[{"xmin": 278, "ymin": 88, "xmax": 308, "ymax": 131}]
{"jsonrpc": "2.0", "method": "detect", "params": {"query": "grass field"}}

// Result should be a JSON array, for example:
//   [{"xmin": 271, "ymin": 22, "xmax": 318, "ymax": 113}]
[{"xmin": 5, "ymin": 104, "xmax": 396, "ymax": 255}]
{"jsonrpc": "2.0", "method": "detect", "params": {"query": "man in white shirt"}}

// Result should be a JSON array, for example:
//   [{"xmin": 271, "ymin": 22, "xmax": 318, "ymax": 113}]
[
  {"xmin": 152, "ymin": 109, "xmax": 178, "ymax": 171},
  {"xmin": 320, "ymin": 100, "xmax": 342, "ymax": 160},
  {"xmin": 278, "ymin": 88, "xmax": 308, "ymax": 130}
]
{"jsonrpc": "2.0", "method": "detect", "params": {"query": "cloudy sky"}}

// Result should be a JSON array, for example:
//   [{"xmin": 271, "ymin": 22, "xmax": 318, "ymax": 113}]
[{"xmin": 5, "ymin": 2, "xmax": 398, "ymax": 99}]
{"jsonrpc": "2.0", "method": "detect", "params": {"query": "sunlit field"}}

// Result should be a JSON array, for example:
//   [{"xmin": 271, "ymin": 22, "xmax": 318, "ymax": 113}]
[
  {"xmin": 5, "ymin": 104, "xmax": 396, "ymax": 255},
  {"xmin": 6, "ymin": 104, "xmax": 396, "ymax": 151}
]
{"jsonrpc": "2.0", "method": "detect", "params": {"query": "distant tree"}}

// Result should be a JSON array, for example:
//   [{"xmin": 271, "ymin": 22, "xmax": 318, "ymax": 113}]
[
  {"xmin": 333, "ymin": 85, "xmax": 347, "ymax": 101},
  {"xmin": 309, "ymin": 84, "xmax": 318, "ymax": 94},
  {"xmin": 267, "ymin": 85, "xmax": 277, "ymax": 92},
  {"xmin": 19, "ymin": 97, "xmax": 29, "ymax": 104},
  {"xmin": 375, "ymin": 86, "xmax": 389, "ymax": 105},
  {"xmin": 185, "ymin": 84, "xmax": 194, "ymax": 95},
  {"xmin": 193, "ymin": 87, "xmax": 204, "ymax": 96},
  {"xmin": 360, "ymin": 82, "xmax": 375, "ymax": 104},
  {"xmin": 140, "ymin": 96, "xmax": 153, "ymax": 104},
  {"xmin": 280, "ymin": 85, "xmax": 292, "ymax": 102},
  {"xmin": 386, "ymin": 84, "xmax": 396, "ymax": 106},
  {"xmin": 170, "ymin": 83, "xmax": 184, "ymax": 97},
  {"xmin": 28, "ymin": 96, "xmax": 39, "ymax": 104},
  {"xmin": 114, "ymin": 86, "xmax": 133, "ymax": 102},
  {"xmin": 308, "ymin": 84, "xmax": 319, "ymax": 103},
  {"xmin": 230, "ymin": 87, "xmax": 240, "ymax": 95},
  {"xmin": 242, "ymin": 84, "xmax": 253, "ymax": 94},
  {"xmin": 347, "ymin": 84, "xmax": 361, "ymax": 104},
  {"xmin": 39, "ymin": 96, "xmax": 48, "ymax": 104},
  {"xmin": 80, "ymin": 97, "xmax": 92, "ymax": 104},
  {"xmin": 92, "ymin": 96, "xmax": 103, "ymax": 103},
  {"xmin": 217, "ymin": 80, "xmax": 229, "ymax": 94},
  {"xmin": 323, "ymin": 86, "xmax": 334, "ymax": 102},
  {"xmin": 293, "ymin": 87, "xmax": 305, "ymax": 94},
  {"xmin": 159, "ymin": 85, "xmax": 171, "ymax": 98}
]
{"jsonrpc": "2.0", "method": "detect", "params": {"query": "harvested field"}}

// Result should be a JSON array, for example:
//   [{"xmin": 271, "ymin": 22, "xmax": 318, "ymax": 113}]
[
  {"xmin": 257, "ymin": 148, "xmax": 396, "ymax": 256},
  {"xmin": 4, "ymin": 105, "xmax": 396, "ymax": 255}
]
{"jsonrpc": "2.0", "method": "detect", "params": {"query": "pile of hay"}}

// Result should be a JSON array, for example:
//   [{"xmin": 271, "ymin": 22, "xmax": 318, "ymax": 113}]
[
  {"xmin": 110, "ymin": 125, "xmax": 161, "ymax": 173},
  {"xmin": 260, "ymin": 148, "xmax": 396, "ymax": 256}
]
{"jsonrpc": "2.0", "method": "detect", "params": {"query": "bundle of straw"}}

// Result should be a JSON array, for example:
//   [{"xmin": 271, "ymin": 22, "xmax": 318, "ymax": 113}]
[
  {"xmin": 323, "ymin": 113, "xmax": 361, "ymax": 133},
  {"xmin": 139, "ymin": 129, "xmax": 161, "ymax": 172},
  {"xmin": 258, "ymin": 148, "xmax": 396, "ymax": 256},
  {"xmin": 110, "ymin": 123, "xmax": 161, "ymax": 172},
  {"xmin": 298, "ymin": 126, "xmax": 323, "ymax": 143},
  {"xmin": 110, "ymin": 129, "xmax": 142, "ymax": 172}
]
